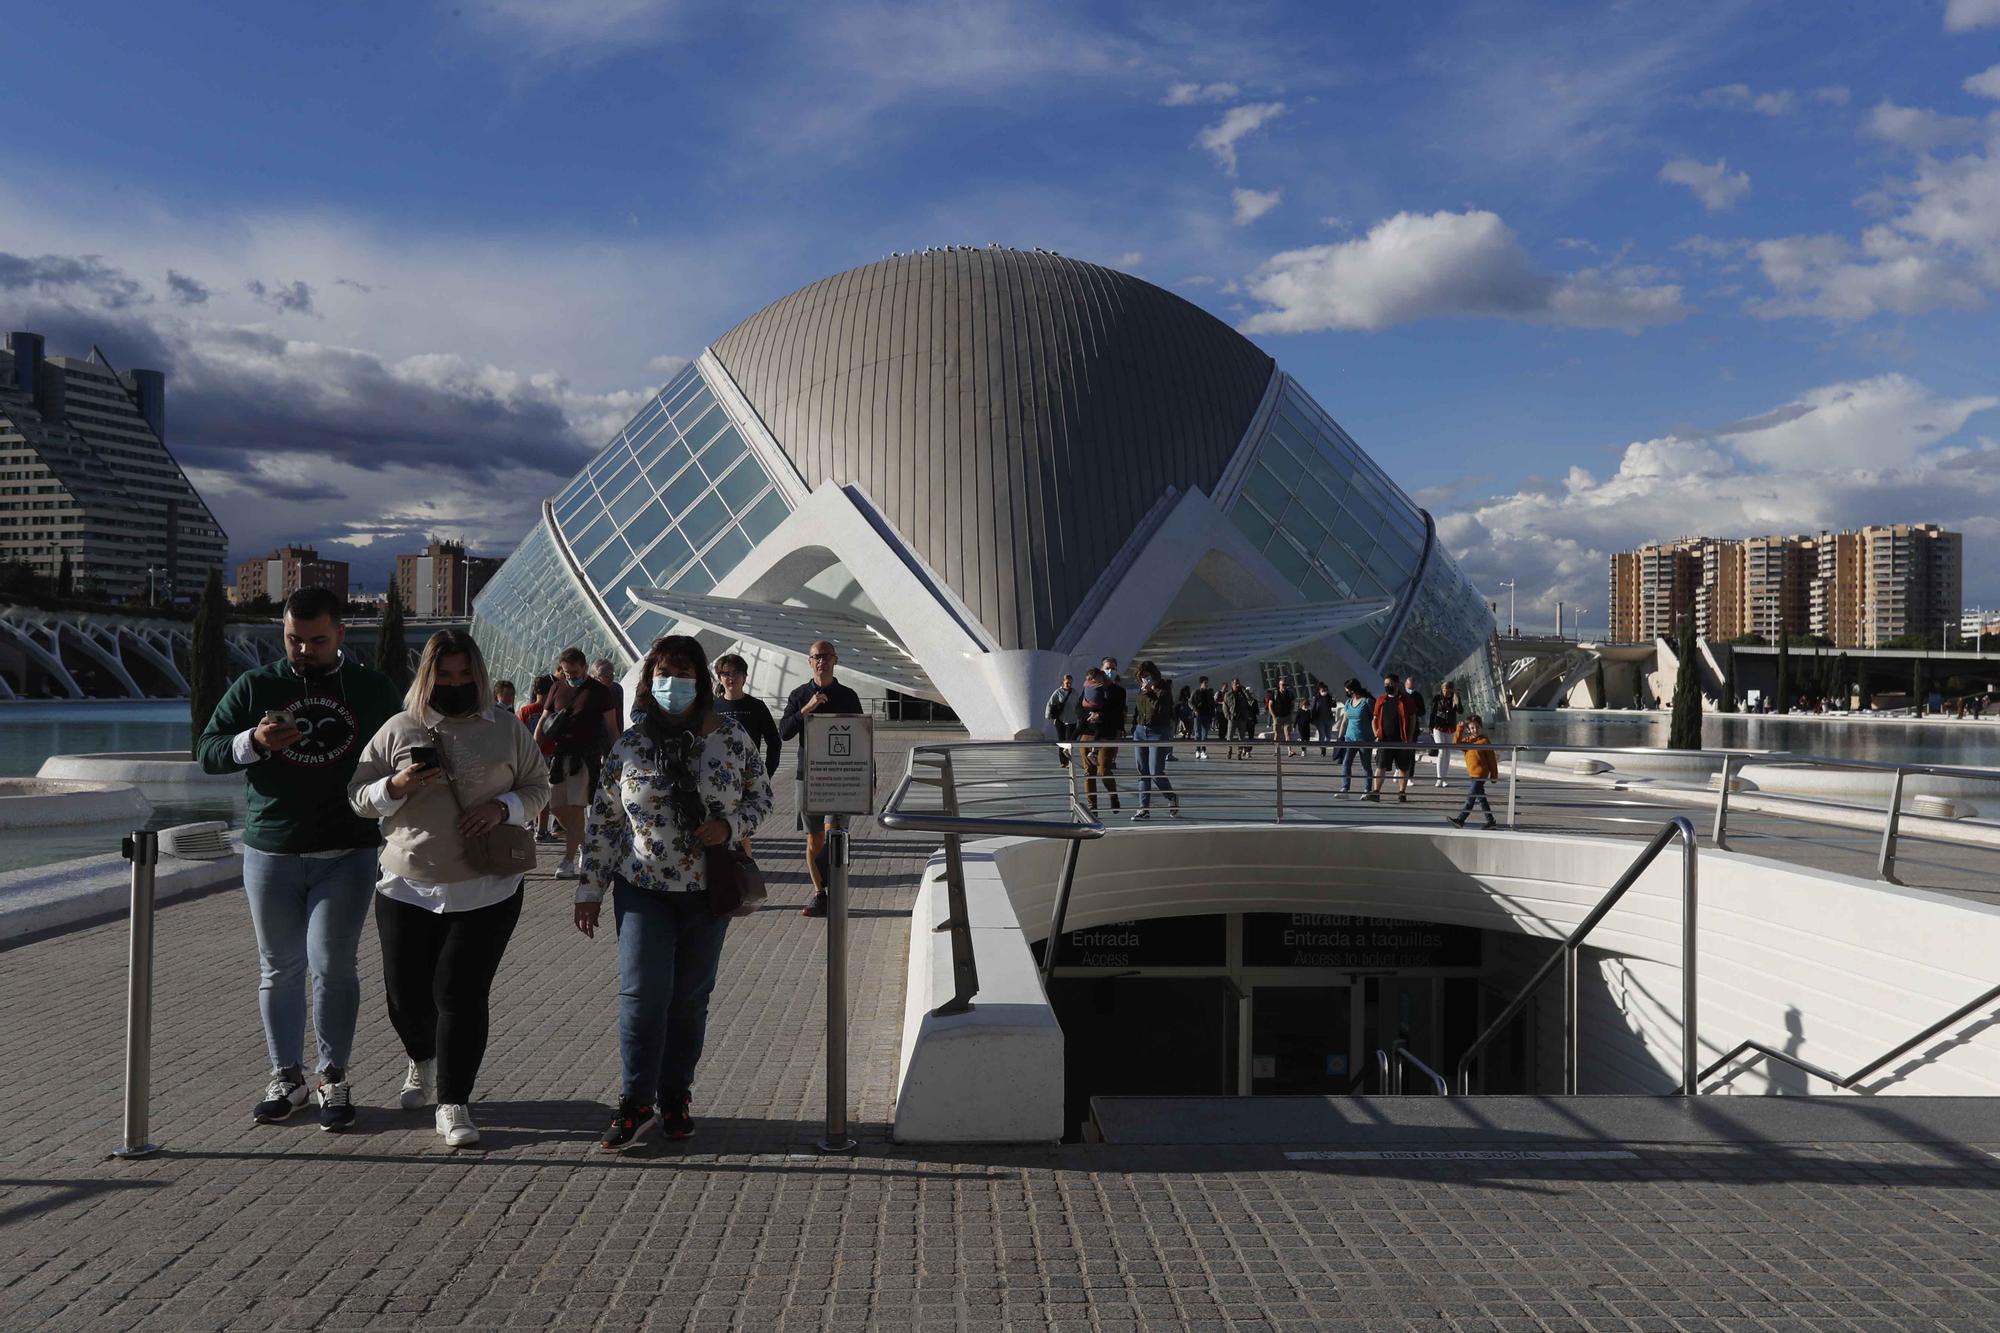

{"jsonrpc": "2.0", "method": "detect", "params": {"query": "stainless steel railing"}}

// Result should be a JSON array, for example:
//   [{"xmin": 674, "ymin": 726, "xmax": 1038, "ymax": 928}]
[
  {"xmin": 1386, "ymin": 1041, "xmax": 1450, "ymax": 1096},
  {"xmin": 1454, "ymin": 816, "xmax": 1700, "ymax": 1095}
]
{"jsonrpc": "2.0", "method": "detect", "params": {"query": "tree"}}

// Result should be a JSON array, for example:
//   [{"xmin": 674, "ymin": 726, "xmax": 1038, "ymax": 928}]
[
  {"xmin": 188, "ymin": 567, "xmax": 229, "ymax": 758},
  {"xmin": 56, "ymin": 551, "xmax": 73, "ymax": 598},
  {"xmin": 1912, "ymin": 658, "xmax": 1925, "ymax": 714},
  {"xmin": 1592, "ymin": 659, "xmax": 1607, "ymax": 709},
  {"xmin": 1718, "ymin": 649, "xmax": 1737, "ymax": 713},
  {"xmin": 1775, "ymin": 628, "xmax": 1791, "ymax": 715},
  {"xmin": 1669, "ymin": 609, "xmax": 1702, "ymax": 749},
  {"xmin": 376, "ymin": 580, "xmax": 411, "ymax": 689}
]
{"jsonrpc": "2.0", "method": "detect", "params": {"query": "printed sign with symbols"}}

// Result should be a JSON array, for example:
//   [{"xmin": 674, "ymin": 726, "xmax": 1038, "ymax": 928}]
[{"xmin": 803, "ymin": 714, "xmax": 876, "ymax": 815}]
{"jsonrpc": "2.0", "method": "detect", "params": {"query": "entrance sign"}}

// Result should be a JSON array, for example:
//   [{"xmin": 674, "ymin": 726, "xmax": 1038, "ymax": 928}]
[
  {"xmin": 803, "ymin": 714, "xmax": 876, "ymax": 815},
  {"xmin": 1059, "ymin": 913, "xmax": 1227, "ymax": 969},
  {"xmin": 1242, "ymin": 913, "xmax": 1481, "ymax": 970}
]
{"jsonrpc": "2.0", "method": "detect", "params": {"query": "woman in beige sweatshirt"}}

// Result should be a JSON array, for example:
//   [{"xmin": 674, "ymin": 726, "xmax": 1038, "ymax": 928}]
[{"xmin": 349, "ymin": 629, "xmax": 550, "ymax": 1147}]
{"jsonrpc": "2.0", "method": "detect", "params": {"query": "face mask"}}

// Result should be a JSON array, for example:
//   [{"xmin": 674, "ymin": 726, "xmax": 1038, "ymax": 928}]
[
  {"xmin": 656, "ymin": 676, "xmax": 698, "ymax": 714},
  {"xmin": 430, "ymin": 682, "xmax": 478, "ymax": 716}
]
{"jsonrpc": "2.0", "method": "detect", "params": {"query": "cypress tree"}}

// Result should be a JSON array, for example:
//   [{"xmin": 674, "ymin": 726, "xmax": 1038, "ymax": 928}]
[
  {"xmin": 1718, "ymin": 649, "xmax": 1737, "ymax": 713},
  {"xmin": 1592, "ymin": 659, "xmax": 1607, "ymax": 709},
  {"xmin": 189, "ymin": 566, "xmax": 229, "ymax": 756},
  {"xmin": 1775, "ymin": 628, "xmax": 1791, "ymax": 715},
  {"xmin": 1669, "ymin": 609, "xmax": 1703, "ymax": 749},
  {"xmin": 57, "ymin": 551, "xmax": 73, "ymax": 599},
  {"xmin": 376, "ymin": 581, "xmax": 411, "ymax": 688}
]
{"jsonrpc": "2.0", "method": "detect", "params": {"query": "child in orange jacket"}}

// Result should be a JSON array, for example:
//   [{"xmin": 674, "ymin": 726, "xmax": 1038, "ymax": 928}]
[{"xmin": 1447, "ymin": 715, "xmax": 1500, "ymax": 830}]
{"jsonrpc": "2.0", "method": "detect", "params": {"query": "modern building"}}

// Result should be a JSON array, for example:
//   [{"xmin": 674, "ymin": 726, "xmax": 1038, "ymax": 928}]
[
  {"xmin": 234, "ymin": 545, "xmax": 349, "ymax": 605},
  {"xmin": 1611, "ymin": 524, "xmax": 1962, "ymax": 649},
  {"xmin": 397, "ymin": 539, "xmax": 499, "ymax": 618},
  {"xmin": 470, "ymin": 248, "xmax": 1501, "ymax": 735},
  {"xmin": 0, "ymin": 331, "xmax": 228, "ymax": 602}
]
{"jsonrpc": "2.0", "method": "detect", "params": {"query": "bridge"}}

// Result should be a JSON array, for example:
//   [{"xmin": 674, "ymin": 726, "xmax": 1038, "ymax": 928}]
[{"xmin": 0, "ymin": 606, "xmax": 465, "ymax": 700}]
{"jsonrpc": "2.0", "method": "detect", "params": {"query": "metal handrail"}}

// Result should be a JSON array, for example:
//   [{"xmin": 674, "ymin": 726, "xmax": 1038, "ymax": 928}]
[
  {"xmin": 1697, "ymin": 981, "xmax": 2000, "ymax": 1093},
  {"xmin": 1389, "ymin": 1041, "xmax": 1450, "ymax": 1096},
  {"xmin": 1455, "ymin": 816, "xmax": 1699, "ymax": 1095}
]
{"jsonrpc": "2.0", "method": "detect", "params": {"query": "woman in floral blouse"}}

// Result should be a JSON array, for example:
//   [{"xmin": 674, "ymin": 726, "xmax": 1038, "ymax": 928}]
[{"xmin": 574, "ymin": 634, "xmax": 772, "ymax": 1151}]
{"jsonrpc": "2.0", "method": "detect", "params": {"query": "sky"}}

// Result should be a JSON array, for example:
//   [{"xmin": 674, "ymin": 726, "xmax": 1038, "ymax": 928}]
[{"xmin": 3, "ymin": 0, "xmax": 1998, "ymax": 630}]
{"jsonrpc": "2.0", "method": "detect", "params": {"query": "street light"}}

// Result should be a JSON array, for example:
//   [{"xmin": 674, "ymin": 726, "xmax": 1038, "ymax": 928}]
[
  {"xmin": 1570, "ymin": 606, "xmax": 1588, "ymax": 641},
  {"xmin": 1498, "ymin": 579, "xmax": 1516, "ymax": 637}
]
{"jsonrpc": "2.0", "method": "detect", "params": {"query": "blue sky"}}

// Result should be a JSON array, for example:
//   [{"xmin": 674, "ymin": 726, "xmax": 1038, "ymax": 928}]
[{"xmin": 3, "ymin": 0, "xmax": 1999, "ymax": 628}]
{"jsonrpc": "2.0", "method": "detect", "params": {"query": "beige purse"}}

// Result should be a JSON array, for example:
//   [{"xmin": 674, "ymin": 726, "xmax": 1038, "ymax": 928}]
[{"xmin": 431, "ymin": 728, "xmax": 537, "ymax": 876}]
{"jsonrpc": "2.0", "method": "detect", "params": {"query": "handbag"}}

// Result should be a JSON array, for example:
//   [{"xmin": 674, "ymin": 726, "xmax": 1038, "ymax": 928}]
[
  {"xmin": 703, "ymin": 843, "xmax": 768, "ymax": 918},
  {"xmin": 431, "ymin": 727, "xmax": 538, "ymax": 877}
]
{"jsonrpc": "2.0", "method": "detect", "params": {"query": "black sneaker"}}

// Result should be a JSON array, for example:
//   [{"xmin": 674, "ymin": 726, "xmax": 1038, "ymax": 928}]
[
  {"xmin": 1483, "ymin": 818, "xmax": 1500, "ymax": 830},
  {"xmin": 801, "ymin": 891, "xmax": 828, "ymax": 918},
  {"xmin": 1447, "ymin": 814, "xmax": 1467, "ymax": 828},
  {"xmin": 600, "ymin": 1097, "xmax": 659, "ymax": 1152},
  {"xmin": 661, "ymin": 1091, "xmax": 694, "ymax": 1140},
  {"xmin": 316, "ymin": 1073, "xmax": 356, "ymax": 1132},
  {"xmin": 1397, "ymin": 793, "xmax": 1408, "ymax": 803},
  {"xmin": 1362, "ymin": 792, "xmax": 1380, "ymax": 803},
  {"xmin": 253, "ymin": 1068, "xmax": 309, "ymax": 1123}
]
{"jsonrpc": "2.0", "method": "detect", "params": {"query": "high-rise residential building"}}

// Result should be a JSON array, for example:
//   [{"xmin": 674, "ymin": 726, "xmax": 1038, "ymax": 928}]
[
  {"xmin": 234, "ymin": 545, "xmax": 349, "ymax": 605},
  {"xmin": 1861, "ymin": 523, "xmax": 1961, "ymax": 647},
  {"xmin": 0, "ymin": 331, "xmax": 228, "ymax": 602},
  {"xmin": 1610, "ymin": 523, "xmax": 1961, "ymax": 647},
  {"xmin": 397, "ymin": 538, "xmax": 500, "ymax": 618}
]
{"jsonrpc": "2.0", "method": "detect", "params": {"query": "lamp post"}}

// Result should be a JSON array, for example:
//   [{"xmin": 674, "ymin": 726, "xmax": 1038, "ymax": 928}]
[
  {"xmin": 1571, "ymin": 606, "xmax": 1588, "ymax": 641},
  {"xmin": 1499, "ymin": 579, "xmax": 1516, "ymax": 638}
]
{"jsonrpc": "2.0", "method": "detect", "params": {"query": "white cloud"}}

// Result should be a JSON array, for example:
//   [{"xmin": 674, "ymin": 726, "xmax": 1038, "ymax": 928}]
[
  {"xmin": 1196, "ymin": 102, "xmax": 1285, "ymax": 175},
  {"xmin": 1437, "ymin": 374, "xmax": 2000, "ymax": 619},
  {"xmin": 1695, "ymin": 83, "xmax": 1795, "ymax": 116},
  {"xmin": 1659, "ymin": 156, "xmax": 1751, "ymax": 211},
  {"xmin": 1865, "ymin": 100, "xmax": 1983, "ymax": 152},
  {"xmin": 1238, "ymin": 209, "xmax": 1687, "ymax": 334},
  {"xmin": 1964, "ymin": 63, "xmax": 2000, "ymax": 100},
  {"xmin": 1162, "ymin": 81, "xmax": 1239, "ymax": 106},
  {"xmin": 462, "ymin": 0, "xmax": 683, "ymax": 57},
  {"xmin": 1945, "ymin": 0, "xmax": 2000, "ymax": 32},
  {"xmin": 1112, "ymin": 250, "xmax": 1145, "ymax": 268},
  {"xmin": 1231, "ymin": 187, "xmax": 1282, "ymax": 225}
]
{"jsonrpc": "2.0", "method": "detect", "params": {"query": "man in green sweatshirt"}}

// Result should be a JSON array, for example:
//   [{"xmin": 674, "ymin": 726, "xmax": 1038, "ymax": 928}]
[{"xmin": 198, "ymin": 587, "xmax": 402, "ymax": 1130}]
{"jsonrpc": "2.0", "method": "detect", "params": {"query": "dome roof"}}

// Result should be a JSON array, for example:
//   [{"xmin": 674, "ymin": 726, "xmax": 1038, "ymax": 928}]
[{"xmin": 710, "ymin": 248, "xmax": 1274, "ymax": 652}]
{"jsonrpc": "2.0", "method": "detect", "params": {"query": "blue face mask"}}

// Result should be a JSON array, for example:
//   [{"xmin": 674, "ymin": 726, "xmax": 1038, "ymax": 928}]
[{"xmin": 655, "ymin": 676, "xmax": 698, "ymax": 714}]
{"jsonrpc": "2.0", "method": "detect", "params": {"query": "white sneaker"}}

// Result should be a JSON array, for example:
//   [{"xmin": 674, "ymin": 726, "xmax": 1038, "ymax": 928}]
[
  {"xmin": 399, "ymin": 1058, "xmax": 436, "ymax": 1110},
  {"xmin": 436, "ymin": 1103, "xmax": 480, "ymax": 1147},
  {"xmin": 556, "ymin": 855, "xmax": 578, "ymax": 879}
]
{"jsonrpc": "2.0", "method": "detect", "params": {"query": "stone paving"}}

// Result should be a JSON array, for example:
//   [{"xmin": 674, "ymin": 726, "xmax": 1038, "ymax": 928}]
[{"xmin": 6, "ymin": 732, "xmax": 2000, "ymax": 1330}]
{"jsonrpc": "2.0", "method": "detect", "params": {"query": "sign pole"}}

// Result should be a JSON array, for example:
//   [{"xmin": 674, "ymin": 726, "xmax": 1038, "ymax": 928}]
[{"xmin": 819, "ymin": 811, "xmax": 856, "ymax": 1154}]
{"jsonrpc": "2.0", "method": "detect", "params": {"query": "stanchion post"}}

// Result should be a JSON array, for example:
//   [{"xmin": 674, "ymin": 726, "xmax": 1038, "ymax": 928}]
[
  {"xmin": 1876, "ymin": 766, "xmax": 1906, "ymax": 886},
  {"xmin": 1506, "ymin": 748, "xmax": 1520, "ymax": 829},
  {"xmin": 111, "ymin": 829, "xmax": 161, "ymax": 1160},
  {"xmin": 819, "ymin": 813, "xmax": 856, "ymax": 1154},
  {"xmin": 1712, "ymin": 754, "xmax": 1733, "ymax": 851}
]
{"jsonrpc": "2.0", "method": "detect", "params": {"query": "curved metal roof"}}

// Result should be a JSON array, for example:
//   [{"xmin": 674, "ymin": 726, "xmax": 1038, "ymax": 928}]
[{"xmin": 710, "ymin": 248, "xmax": 1275, "ymax": 652}]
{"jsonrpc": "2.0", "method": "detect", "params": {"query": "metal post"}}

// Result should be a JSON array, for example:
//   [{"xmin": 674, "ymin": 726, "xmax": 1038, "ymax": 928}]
[
  {"xmin": 1712, "ymin": 754, "xmax": 1732, "ymax": 850},
  {"xmin": 1681, "ymin": 819, "xmax": 1699, "ymax": 1096},
  {"xmin": 932, "ymin": 753, "xmax": 979, "ymax": 1017},
  {"xmin": 1876, "ymin": 766, "xmax": 1906, "ymax": 886},
  {"xmin": 111, "ymin": 830, "xmax": 160, "ymax": 1160},
  {"xmin": 818, "ymin": 815, "xmax": 856, "ymax": 1154},
  {"xmin": 1506, "ymin": 747, "xmax": 1519, "ymax": 829},
  {"xmin": 1039, "ymin": 838, "xmax": 1083, "ymax": 989},
  {"xmin": 1273, "ymin": 737, "xmax": 1285, "ymax": 823},
  {"xmin": 1563, "ymin": 946, "xmax": 1579, "ymax": 1095}
]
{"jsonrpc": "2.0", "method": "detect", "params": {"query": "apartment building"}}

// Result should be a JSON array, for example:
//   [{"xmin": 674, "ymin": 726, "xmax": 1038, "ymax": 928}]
[
  {"xmin": 397, "ymin": 538, "xmax": 501, "ymax": 618},
  {"xmin": 1609, "ymin": 539, "xmax": 1700, "ymax": 642},
  {"xmin": 235, "ymin": 545, "xmax": 350, "ymax": 605}
]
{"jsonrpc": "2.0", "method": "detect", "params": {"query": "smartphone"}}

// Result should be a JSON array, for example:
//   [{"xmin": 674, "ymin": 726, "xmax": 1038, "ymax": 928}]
[
  {"xmin": 408, "ymin": 745, "xmax": 442, "ymax": 771},
  {"xmin": 263, "ymin": 709, "xmax": 295, "ymax": 727}
]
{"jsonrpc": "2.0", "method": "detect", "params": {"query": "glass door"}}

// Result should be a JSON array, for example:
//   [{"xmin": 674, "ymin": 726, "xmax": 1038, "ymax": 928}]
[{"xmin": 1247, "ymin": 984, "xmax": 1358, "ymax": 1094}]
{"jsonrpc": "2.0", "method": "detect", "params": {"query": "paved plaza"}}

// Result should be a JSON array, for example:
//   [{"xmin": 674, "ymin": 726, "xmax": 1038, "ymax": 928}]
[{"xmin": 6, "ymin": 734, "xmax": 2000, "ymax": 1330}]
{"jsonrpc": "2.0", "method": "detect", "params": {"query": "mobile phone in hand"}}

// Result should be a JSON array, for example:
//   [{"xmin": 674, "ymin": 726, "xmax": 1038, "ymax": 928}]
[
  {"xmin": 408, "ymin": 745, "xmax": 442, "ymax": 771},
  {"xmin": 263, "ymin": 709, "xmax": 295, "ymax": 727}
]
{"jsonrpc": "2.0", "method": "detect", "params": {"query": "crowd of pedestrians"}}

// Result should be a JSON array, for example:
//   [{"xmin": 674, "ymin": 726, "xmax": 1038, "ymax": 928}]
[{"xmin": 198, "ymin": 586, "xmax": 873, "ymax": 1154}]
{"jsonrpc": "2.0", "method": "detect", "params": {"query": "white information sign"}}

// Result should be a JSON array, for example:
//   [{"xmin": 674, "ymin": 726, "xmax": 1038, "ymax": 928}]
[{"xmin": 803, "ymin": 714, "xmax": 877, "ymax": 816}]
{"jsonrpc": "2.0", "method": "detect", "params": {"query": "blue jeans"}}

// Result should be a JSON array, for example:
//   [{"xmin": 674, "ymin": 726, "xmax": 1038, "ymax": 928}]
[
  {"xmin": 613, "ymin": 881, "xmax": 730, "ymax": 1106},
  {"xmin": 1458, "ymin": 780, "xmax": 1493, "ymax": 819},
  {"xmin": 1340, "ymin": 746, "xmax": 1374, "ymax": 792},
  {"xmin": 1133, "ymin": 724, "xmax": 1178, "ymax": 810},
  {"xmin": 241, "ymin": 846, "xmax": 378, "ymax": 1076}
]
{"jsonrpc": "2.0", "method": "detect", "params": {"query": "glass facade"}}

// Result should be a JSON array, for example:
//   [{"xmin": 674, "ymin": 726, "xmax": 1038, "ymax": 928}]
[
  {"xmin": 472, "ymin": 362, "xmax": 796, "ymax": 690},
  {"xmin": 1225, "ymin": 377, "xmax": 1498, "ymax": 709}
]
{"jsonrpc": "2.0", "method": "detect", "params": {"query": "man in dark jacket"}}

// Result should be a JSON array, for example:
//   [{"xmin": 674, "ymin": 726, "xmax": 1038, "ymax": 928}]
[
  {"xmin": 197, "ymin": 587, "xmax": 402, "ymax": 1130},
  {"xmin": 1190, "ymin": 676, "xmax": 1216, "ymax": 760},
  {"xmin": 1076, "ymin": 667, "xmax": 1123, "ymax": 814},
  {"xmin": 1368, "ymin": 673, "xmax": 1416, "ymax": 803},
  {"xmin": 538, "ymin": 647, "xmax": 622, "ymax": 880},
  {"xmin": 779, "ymin": 639, "xmax": 863, "ymax": 918}
]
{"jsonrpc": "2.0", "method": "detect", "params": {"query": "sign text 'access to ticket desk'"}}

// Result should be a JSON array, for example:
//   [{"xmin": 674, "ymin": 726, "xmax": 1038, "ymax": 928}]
[{"xmin": 803, "ymin": 713, "xmax": 876, "ymax": 816}]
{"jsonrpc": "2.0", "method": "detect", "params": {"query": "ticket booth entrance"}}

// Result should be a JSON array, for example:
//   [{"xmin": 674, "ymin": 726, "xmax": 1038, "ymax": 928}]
[{"xmin": 1041, "ymin": 912, "xmax": 1503, "ymax": 1138}]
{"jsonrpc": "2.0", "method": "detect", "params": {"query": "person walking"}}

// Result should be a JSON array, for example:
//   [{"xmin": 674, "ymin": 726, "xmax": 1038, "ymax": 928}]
[
  {"xmin": 778, "ymin": 639, "xmax": 863, "ymax": 918},
  {"xmin": 1270, "ymin": 678, "xmax": 1300, "ymax": 756},
  {"xmin": 1222, "ymin": 677, "xmax": 1256, "ymax": 760},
  {"xmin": 1077, "ymin": 667, "xmax": 1125, "ymax": 815},
  {"xmin": 592, "ymin": 658, "xmax": 626, "ymax": 733},
  {"xmin": 1130, "ymin": 661, "xmax": 1181, "ymax": 821},
  {"xmin": 1428, "ymin": 680, "xmax": 1462, "ymax": 788},
  {"xmin": 1337, "ymin": 679, "xmax": 1375, "ymax": 797},
  {"xmin": 196, "ymin": 587, "xmax": 403, "ymax": 1130},
  {"xmin": 1307, "ymin": 681, "xmax": 1336, "ymax": 756},
  {"xmin": 1368, "ymin": 674, "xmax": 1416, "ymax": 803},
  {"xmin": 1046, "ymin": 673, "xmax": 1076, "ymax": 766},
  {"xmin": 348, "ymin": 629, "xmax": 550, "ymax": 1147},
  {"xmin": 712, "ymin": 653, "xmax": 780, "ymax": 856},
  {"xmin": 1175, "ymin": 685, "xmax": 1194, "ymax": 741},
  {"xmin": 575, "ymin": 635, "xmax": 771, "ymax": 1151},
  {"xmin": 536, "ymin": 649, "xmax": 621, "ymax": 880},
  {"xmin": 1446, "ymin": 714, "xmax": 1500, "ymax": 829},
  {"xmin": 492, "ymin": 679, "xmax": 517, "ymax": 714},
  {"xmin": 1191, "ymin": 676, "xmax": 1216, "ymax": 760},
  {"xmin": 520, "ymin": 674, "xmax": 561, "ymax": 842}
]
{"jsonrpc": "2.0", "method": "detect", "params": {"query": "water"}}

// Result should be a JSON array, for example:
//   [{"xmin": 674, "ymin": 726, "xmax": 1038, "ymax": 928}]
[
  {"xmin": 0, "ymin": 701, "xmax": 245, "ymax": 874},
  {"xmin": 1492, "ymin": 710, "xmax": 2000, "ymax": 768}
]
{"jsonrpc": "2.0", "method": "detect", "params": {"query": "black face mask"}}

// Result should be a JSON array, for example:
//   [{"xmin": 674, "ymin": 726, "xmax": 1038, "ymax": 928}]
[{"xmin": 430, "ymin": 682, "xmax": 479, "ymax": 716}]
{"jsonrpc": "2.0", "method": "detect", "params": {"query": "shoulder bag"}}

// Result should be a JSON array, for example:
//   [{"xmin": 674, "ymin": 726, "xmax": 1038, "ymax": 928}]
[
  {"xmin": 703, "ymin": 843, "xmax": 768, "ymax": 918},
  {"xmin": 432, "ymin": 727, "xmax": 538, "ymax": 876}
]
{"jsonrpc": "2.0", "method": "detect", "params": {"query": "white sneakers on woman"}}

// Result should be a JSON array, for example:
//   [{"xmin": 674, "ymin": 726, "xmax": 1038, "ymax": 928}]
[
  {"xmin": 436, "ymin": 1103, "xmax": 479, "ymax": 1147},
  {"xmin": 399, "ymin": 1058, "xmax": 436, "ymax": 1110}
]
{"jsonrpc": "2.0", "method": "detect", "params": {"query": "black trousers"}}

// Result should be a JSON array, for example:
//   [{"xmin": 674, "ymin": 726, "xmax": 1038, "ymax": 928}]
[{"xmin": 374, "ymin": 885, "xmax": 524, "ymax": 1103}]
